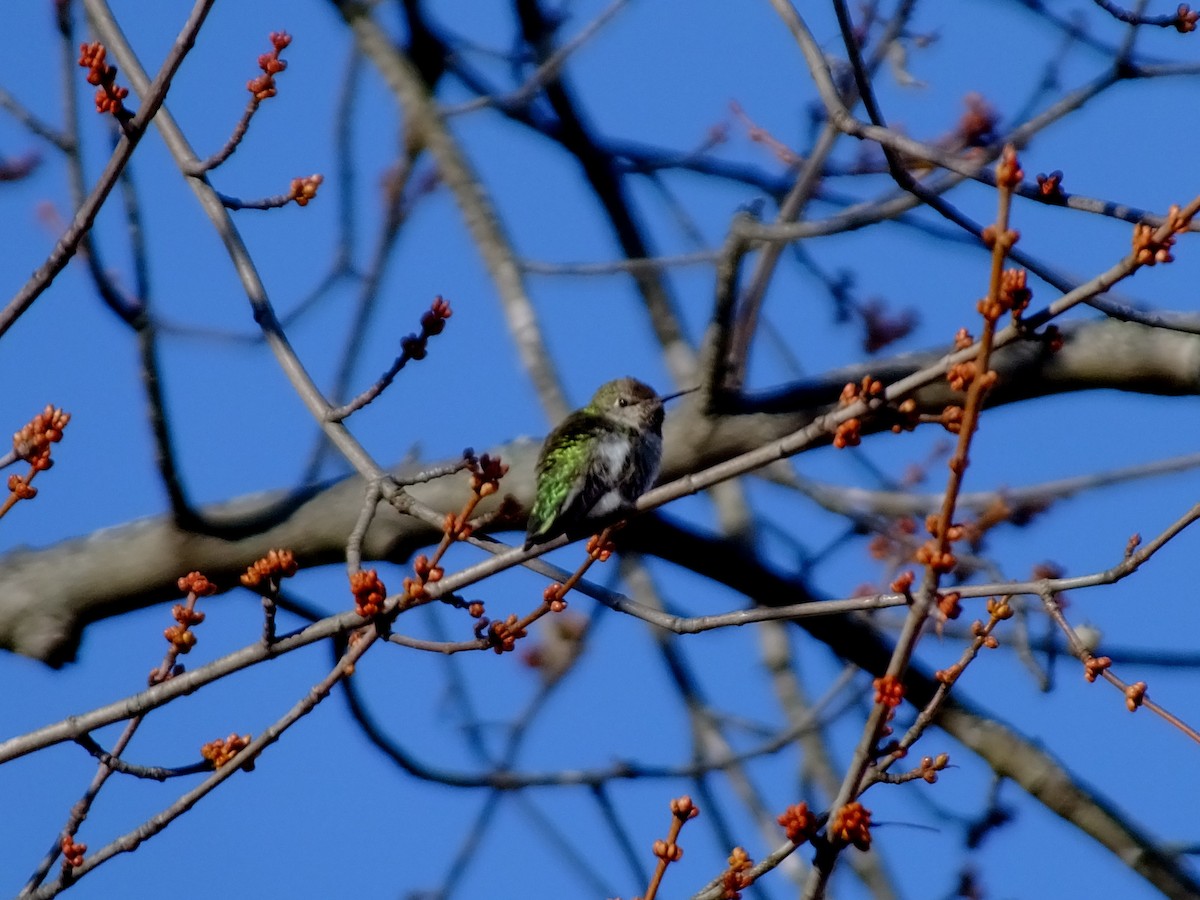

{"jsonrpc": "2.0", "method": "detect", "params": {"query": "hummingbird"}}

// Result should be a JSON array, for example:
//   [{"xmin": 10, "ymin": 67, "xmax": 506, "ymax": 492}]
[{"xmin": 524, "ymin": 377, "xmax": 690, "ymax": 549}]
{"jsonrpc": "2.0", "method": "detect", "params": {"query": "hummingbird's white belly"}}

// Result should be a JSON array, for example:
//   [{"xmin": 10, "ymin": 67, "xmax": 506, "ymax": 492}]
[
  {"xmin": 591, "ymin": 434, "xmax": 634, "ymax": 517},
  {"xmin": 587, "ymin": 430, "xmax": 661, "ymax": 518},
  {"xmin": 589, "ymin": 490, "xmax": 625, "ymax": 517}
]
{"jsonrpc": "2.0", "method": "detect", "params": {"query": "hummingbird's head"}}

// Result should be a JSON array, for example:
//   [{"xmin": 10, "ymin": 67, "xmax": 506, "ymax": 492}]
[{"xmin": 589, "ymin": 377, "xmax": 664, "ymax": 431}]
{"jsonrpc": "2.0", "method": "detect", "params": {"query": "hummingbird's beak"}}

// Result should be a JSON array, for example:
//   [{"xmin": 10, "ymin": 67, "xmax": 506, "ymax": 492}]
[{"xmin": 659, "ymin": 385, "xmax": 699, "ymax": 404}]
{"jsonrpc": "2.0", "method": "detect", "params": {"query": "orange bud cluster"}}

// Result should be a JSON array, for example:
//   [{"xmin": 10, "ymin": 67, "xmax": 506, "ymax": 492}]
[
  {"xmin": 1125, "ymin": 681, "xmax": 1147, "ymax": 711},
  {"xmin": 829, "ymin": 802, "xmax": 872, "ymax": 851},
  {"xmin": 833, "ymin": 418, "xmax": 861, "ymax": 449},
  {"xmin": 980, "ymin": 225, "xmax": 1019, "ymax": 252},
  {"xmin": 443, "ymin": 511, "xmax": 475, "ymax": 542},
  {"xmin": 78, "ymin": 42, "xmax": 128, "ymax": 116},
  {"xmin": 542, "ymin": 583, "xmax": 566, "ymax": 611},
  {"xmin": 399, "ymin": 547, "xmax": 452, "ymax": 610},
  {"xmin": 1133, "ymin": 228, "xmax": 1172, "ymax": 265},
  {"xmin": 161, "ymin": 623, "xmax": 195, "ymax": 653},
  {"xmin": 200, "ymin": 732, "xmax": 251, "ymax": 768},
  {"xmin": 240, "ymin": 548, "xmax": 298, "ymax": 589},
  {"xmin": 1036, "ymin": 170, "xmax": 1064, "ymax": 201},
  {"xmin": 1002, "ymin": 268, "xmax": 1032, "ymax": 313},
  {"xmin": 934, "ymin": 663, "xmax": 961, "ymax": 684},
  {"xmin": 839, "ymin": 376, "xmax": 884, "ymax": 407},
  {"xmin": 648, "ymin": 795, "xmax": 699, "ymax": 872},
  {"xmin": 652, "ymin": 839, "xmax": 683, "ymax": 862},
  {"xmin": 171, "ymin": 603, "xmax": 206, "ymax": 629},
  {"xmin": 919, "ymin": 753, "xmax": 950, "ymax": 783},
  {"xmin": 890, "ymin": 570, "xmax": 915, "ymax": 593},
  {"xmin": 915, "ymin": 540, "xmax": 956, "ymax": 574},
  {"xmin": 776, "ymin": 802, "xmax": 816, "ymax": 844},
  {"xmin": 413, "ymin": 554, "xmax": 444, "ymax": 586},
  {"xmin": 60, "ymin": 836, "xmax": 87, "ymax": 869},
  {"xmin": 969, "ymin": 619, "xmax": 999, "ymax": 649},
  {"xmin": 978, "ymin": 268, "xmax": 1032, "ymax": 322},
  {"xmin": 889, "ymin": 398, "xmax": 919, "ymax": 434},
  {"xmin": 161, "ymin": 627, "xmax": 196, "ymax": 656},
  {"xmin": 350, "ymin": 569, "xmax": 387, "ymax": 617},
  {"xmin": 872, "ymin": 675, "xmax": 905, "ymax": 708},
  {"xmin": 246, "ymin": 31, "xmax": 291, "ymax": 100},
  {"xmin": 401, "ymin": 575, "xmax": 429, "ymax": 602},
  {"xmin": 671, "ymin": 795, "xmax": 699, "ymax": 820},
  {"xmin": 837, "ymin": 374, "xmax": 914, "ymax": 440},
  {"xmin": 488, "ymin": 613, "xmax": 526, "ymax": 654},
  {"xmin": 985, "ymin": 597, "xmax": 1013, "ymax": 621},
  {"xmin": 289, "ymin": 173, "xmax": 324, "ymax": 207},
  {"xmin": 937, "ymin": 591, "xmax": 962, "ymax": 620},
  {"xmin": 7, "ymin": 475, "xmax": 35, "ymax": 500},
  {"xmin": 466, "ymin": 450, "xmax": 508, "ymax": 498},
  {"xmin": 164, "ymin": 597, "xmax": 206, "ymax": 654},
  {"xmin": 177, "ymin": 571, "xmax": 218, "ymax": 597},
  {"xmin": 586, "ymin": 533, "xmax": 616, "ymax": 563},
  {"xmin": 946, "ymin": 359, "xmax": 977, "ymax": 392},
  {"xmin": 1176, "ymin": 4, "xmax": 1199, "ymax": 31},
  {"xmin": 995, "ymin": 145, "xmax": 1023, "ymax": 190},
  {"xmin": 727, "ymin": 846, "xmax": 751, "ymax": 870},
  {"xmin": 940, "ymin": 405, "xmax": 964, "ymax": 434},
  {"xmin": 13, "ymin": 405, "xmax": 70, "ymax": 471},
  {"xmin": 1134, "ymin": 204, "xmax": 1194, "ymax": 265},
  {"xmin": 721, "ymin": 847, "xmax": 753, "ymax": 899},
  {"xmin": 1084, "ymin": 655, "xmax": 1112, "ymax": 683}
]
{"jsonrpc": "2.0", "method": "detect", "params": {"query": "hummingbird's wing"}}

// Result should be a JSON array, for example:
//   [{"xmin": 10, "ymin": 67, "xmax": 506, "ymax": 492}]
[{"xmin": 525, "ymin": 411, "xmax": 617, "ymax": 547}]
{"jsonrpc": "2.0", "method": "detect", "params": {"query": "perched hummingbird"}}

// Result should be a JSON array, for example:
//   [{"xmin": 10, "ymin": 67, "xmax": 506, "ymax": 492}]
[{"xmin": 524, "ymin": 378, "xmax": 689, "ymax": 549}]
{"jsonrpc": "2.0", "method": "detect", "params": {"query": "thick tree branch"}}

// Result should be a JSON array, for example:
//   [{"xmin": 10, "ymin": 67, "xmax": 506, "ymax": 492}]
[{"xmin": 1, "ymin": 319, "xmax": 1197, "ymax": 663}]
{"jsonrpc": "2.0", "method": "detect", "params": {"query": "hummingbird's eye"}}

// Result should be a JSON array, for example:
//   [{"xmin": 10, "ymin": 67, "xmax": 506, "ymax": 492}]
[{"xmin": 617, "ymin": 398, "xmax": 629, "ymax": 407}]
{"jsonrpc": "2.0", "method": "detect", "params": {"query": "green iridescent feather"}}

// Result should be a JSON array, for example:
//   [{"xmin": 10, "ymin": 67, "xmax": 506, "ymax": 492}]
[
  {"xmin": 524, "ymin": 378, "xmax": 667, "ymax": 550},
  {"xmin": 525, "ymin": 411, "xmax": 626, "ymax": 545}
]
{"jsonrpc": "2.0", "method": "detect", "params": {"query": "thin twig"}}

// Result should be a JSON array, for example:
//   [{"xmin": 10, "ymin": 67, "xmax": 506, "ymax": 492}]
[
  {"xmin": 25, "ymin": 629, "xmax": 381, "ymax": 898},
  {"xmin": 1, "ymin": 0, "xmax": 216, "ymax": 339},
  {"xmin": 442, "ymin": 0, "xmax": 630, "ymax": 116},
  {"xmin": 338, "ymin": 2, "xmax": 569, "ymax": 421}
]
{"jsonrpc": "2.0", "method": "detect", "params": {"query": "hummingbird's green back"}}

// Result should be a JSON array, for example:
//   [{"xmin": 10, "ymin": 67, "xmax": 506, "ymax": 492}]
[{"xmin": 524, "ymin": 378, "xmax": 666, "ymax": 548}]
